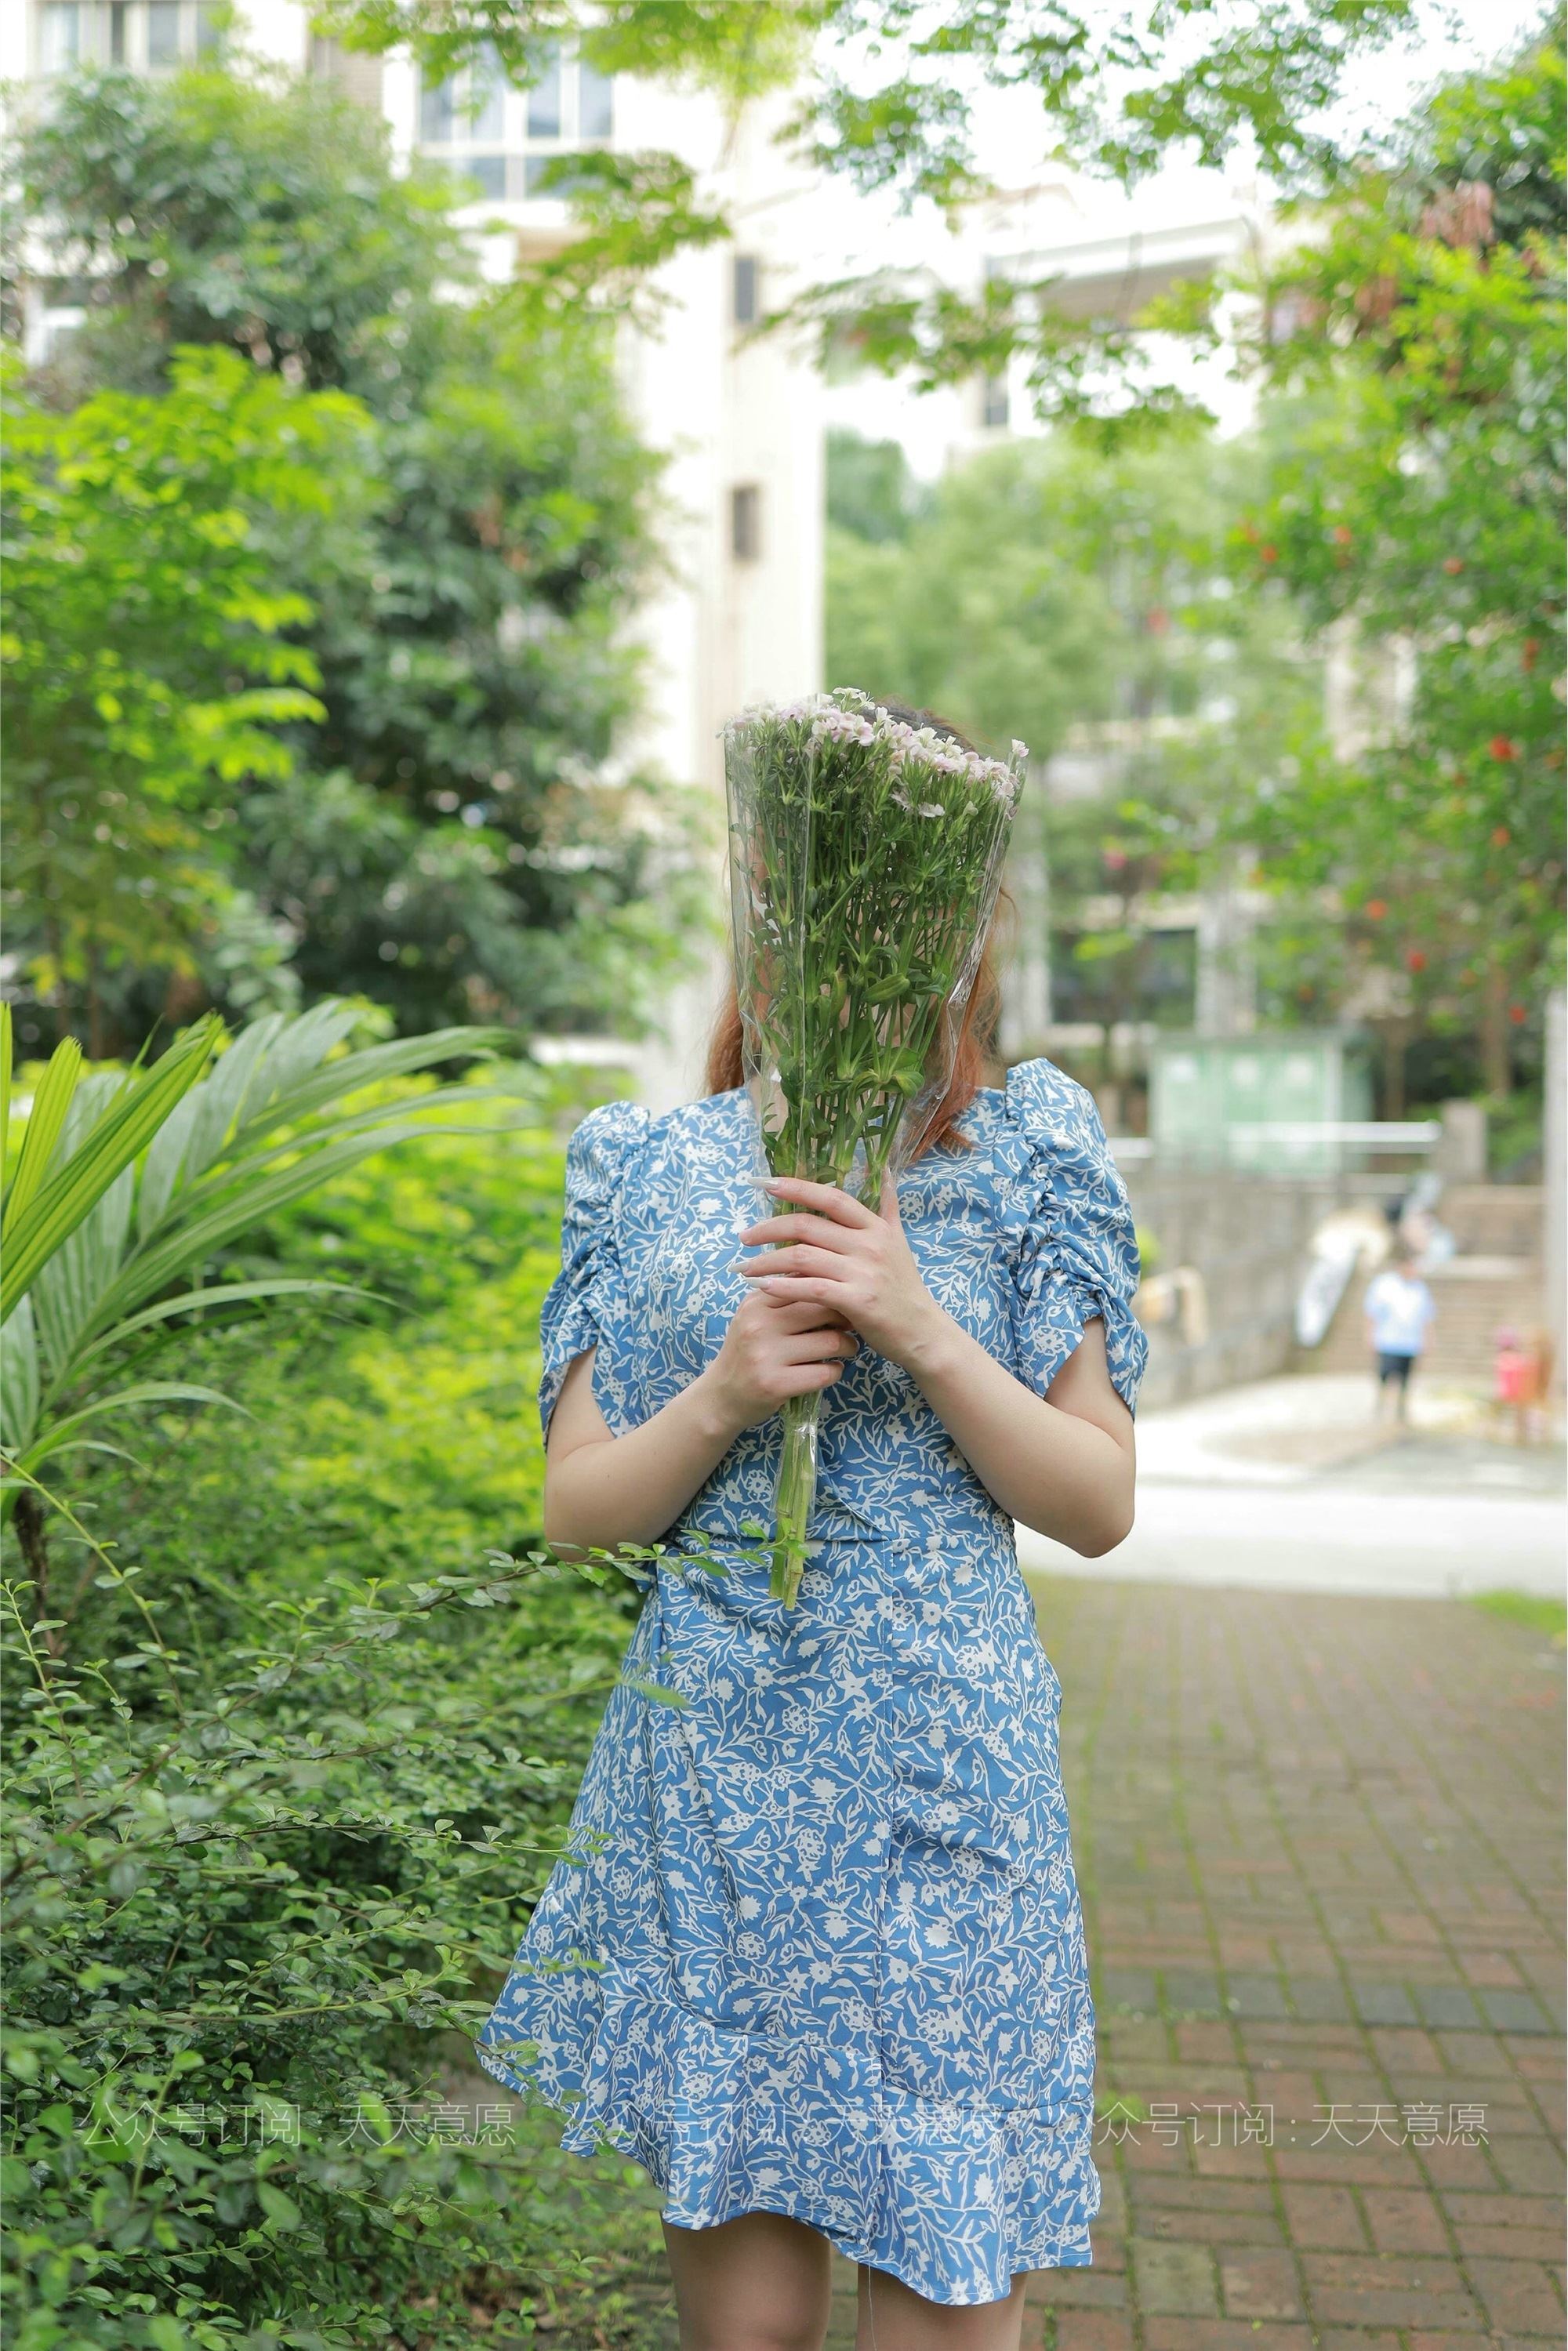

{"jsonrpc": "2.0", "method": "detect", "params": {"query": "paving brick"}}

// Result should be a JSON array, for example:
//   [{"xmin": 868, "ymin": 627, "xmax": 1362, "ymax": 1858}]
[
  {"xmin": 1133, "ymin": 2201, "xmax": 1283, "ymax": 2248},
  {"xmin": 1287, "ymin": 1976, "xmax": 1355, "ymax": 2023},
  {"xmin": 1406, "ymin": 2337, "xmax": 1564, "ymax": 2351},
  {"xmin": 1352, "ymin": 1981, "xmax": 1422, "ymax": 2027},
  {"xmin": 1299, "ymin": 2251, "xmax": 1483, "ymax": 2329},
  {"xmin": 1130, "ymin": 2240, "xmax": 1218, "ymax": 2317},
  {"xmin": 1490, "ymin": 2135, "xmax": 1566, "ymax": 2195},
  {"xmin": 1225, "ymin": 1973, "xmax": 1291, "ymax": 2020},
  {"xmin": 1367, "ymin": 2024, "xmax": 1444, "ymax": 2073},
  {"xmin": 1145, "ymin": 2324, "xmax": 1310, "ymax": 2350},
  {"xmin": 1362, "ymin": 2187, "xmax": 1450, "ymax": 2254},
  {"xmin": 1479, "ymin": 1989, "xmax": 1555, "ymax": 2036},
  {"xmin": 1162, "ymin": 1970, "xmax": 1223, "ymax": 2018},
  {"xmin": 1128, "ymin": 2175, "xmax": 1275, "ymax": 2215},
  {"xmin": 1218, "ymin": 2248, "xmax": 1304, "ymax": 2318},
  {"xmin": 1416, "ymin": 1983, "xmax": 1486, "ymax": 2032},
  {"xmin": 1027, "ymin": 2269, "xmax": 1128, "ymax": 2310},
  {"xmin": 1050, "ymin": 2316, "xmax": 1136, "ymax": 2351},
  {"xmin": 1098, "ymin": 1968, "xmax": 1158, "ymax": 2012},
  {"xmin": 1463, "ymin": 2258, "xmax": 1566, "ymax": 2331},
  {"xmin": 1442, "ymin": 2190, "xmax": 1566, "ymax": 2236},
  {"xmin": 1281, "ymin": 2182, "xmax": 1367, "ymax": 2250},
  {"xmin": 1275, "ymin": 2141, "xmax": 1427, "ymax": 2190},
  {"xmin": 1451, "ymin": 2222, "xmax": 1566, "ymax": 2262},
  {"xmin": 1023, "ymin": 1578, "xmax": 1564, "ymax": 2351}
]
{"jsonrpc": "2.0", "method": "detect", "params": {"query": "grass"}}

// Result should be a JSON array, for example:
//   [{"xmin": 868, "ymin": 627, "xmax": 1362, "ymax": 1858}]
[{"xmin": 1467, "ymin": 1589, "xmax": 1568, "ymax": 1642}]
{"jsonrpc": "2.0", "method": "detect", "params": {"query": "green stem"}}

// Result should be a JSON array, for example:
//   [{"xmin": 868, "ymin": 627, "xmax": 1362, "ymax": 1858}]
[{"xmin": 770, "ymin": 1391, "xmax": 821, "ymax": 1607}]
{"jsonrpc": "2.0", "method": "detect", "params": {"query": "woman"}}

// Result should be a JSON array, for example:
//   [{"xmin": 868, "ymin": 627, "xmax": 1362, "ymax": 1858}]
[{"xmin": 477, "ymin": 726, "xmax": 1146, "ymax": 2351}]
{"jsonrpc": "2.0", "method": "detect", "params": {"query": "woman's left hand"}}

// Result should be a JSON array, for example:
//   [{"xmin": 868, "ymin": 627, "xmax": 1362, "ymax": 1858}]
[{"xmin": 735, "ymin": 1176, "xmax": 951, "ymax": 1371}]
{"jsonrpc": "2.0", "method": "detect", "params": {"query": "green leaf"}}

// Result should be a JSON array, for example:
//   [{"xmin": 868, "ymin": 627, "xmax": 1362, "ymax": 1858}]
[
  {"xmin": 13, "ymin": 1381, "xmax": 244, "ymax": 1477},
  {"xmin": 256, "ymin": 2182, "xmax": 301, "ymax": 2233},
  {"xmin": 0, "ymin": 1003, "xmax": 11, "ymax": 1186},
  {"xmin": 0, "ymin": 1021, "xmax": 219, "ymax": 1326},
  {"xmin": 2, "ymin": 1032, "xmax": 84, "ymax": 1234},
  {"xmin": 53, "ymin": 1278, "xmax": 369, "ymax": 1394}
]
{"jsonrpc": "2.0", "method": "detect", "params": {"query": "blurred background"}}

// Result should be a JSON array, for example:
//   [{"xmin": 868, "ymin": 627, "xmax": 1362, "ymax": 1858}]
[{"xmin": 2, "ymin": 3, "xmax": 1563, "ymax": 2346}]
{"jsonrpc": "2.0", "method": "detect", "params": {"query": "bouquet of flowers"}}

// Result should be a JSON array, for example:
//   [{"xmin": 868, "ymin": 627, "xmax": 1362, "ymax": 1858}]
[{"xmin": 722, "ymin": 688, "xmax": 1025, "ymax": 1605}]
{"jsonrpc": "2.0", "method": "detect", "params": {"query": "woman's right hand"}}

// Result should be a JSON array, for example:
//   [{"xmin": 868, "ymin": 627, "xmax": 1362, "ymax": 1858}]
[{"xmin": 699, "ymin": 1293, "xmax": 858, "ymax": 1435}]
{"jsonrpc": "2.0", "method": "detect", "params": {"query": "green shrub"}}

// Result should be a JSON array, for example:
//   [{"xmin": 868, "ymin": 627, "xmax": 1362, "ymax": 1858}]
[
  {"xmin": 2, "ymin": 1541, "xmax": 654, "ymax": 2351},
  {"xmin": 2, "ymin": 1060, "xmax": 683, "ymax": 2348}
]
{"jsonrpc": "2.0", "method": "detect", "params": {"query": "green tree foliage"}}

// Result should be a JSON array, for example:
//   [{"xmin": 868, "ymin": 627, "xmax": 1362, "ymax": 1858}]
[
  {"xmin": 318, "ymin": 0, "xmax": 1425, "ymax": 424},
  {"xmin": 826, "ymin": 426, "xmax": 1324, "ymax": 1052},
  {"xmin": 0, "ymin": 1042, "xmax": 699, "ymax": 2346},
  {"xmin": 1233, "ymin": 14, "xmax": 1566, "ymax": 1094},
  {"xmin": 2, "ymin": 348, "xmax": 368, "ymax": 1048},
  {"xmin": 825, "ymin": 427, "xmax": 927, "ymax": 544},
  {"xmin": 8, "ymin": 62, "xmax": 700, "ymax": 1048}
]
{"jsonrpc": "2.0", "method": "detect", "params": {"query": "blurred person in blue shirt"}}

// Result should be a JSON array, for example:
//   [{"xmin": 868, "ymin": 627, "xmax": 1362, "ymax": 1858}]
[{"xmin": 1363, "ymin": 1240, "xmax": 1436, "ymax": 1424}]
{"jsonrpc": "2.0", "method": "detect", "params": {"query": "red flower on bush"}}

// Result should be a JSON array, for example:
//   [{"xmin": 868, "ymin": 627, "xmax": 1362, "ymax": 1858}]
[
  {"xmin": 1509, "ymin": 1003, "xmax": 1527, "ymax": 1025},
  {"xmin": 1365, "ymin": 898, "xmax": 1388, "ymax": 919},
  {"xmin": 1443, "ymin": 556, "xmax": 1465, "ymax": 574},
  {"xmin": 1406, "ymin": 948, "xmax": 1427, "ymax": 972},
  {"xmin": 1491, "ymin": 825, "xmax": 1511, "ymax": 847},
  {"xmin": 1490, "ymin": 735, "xmax": 1517, "ymax": 761}
]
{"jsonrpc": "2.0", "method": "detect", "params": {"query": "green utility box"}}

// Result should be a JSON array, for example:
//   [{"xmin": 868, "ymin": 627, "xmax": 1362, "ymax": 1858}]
[{"xmin": 1148, "ymin": 1031, "xmax": 1375, "ymax": 1172}]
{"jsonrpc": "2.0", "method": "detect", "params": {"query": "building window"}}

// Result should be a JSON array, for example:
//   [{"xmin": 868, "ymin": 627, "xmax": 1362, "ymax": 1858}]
[
  {"xmin": 457, "ymin": 154, "xmax": 506, "ymax": 198},
  {"xmin": 526, "ymin": 45, "xmax": 561, "ymax": 138},
  {"xmin": 416, "ymin": 41, "xmax": 613, "ymax": 205},
  {"xmin": 981, "ymin": 374, "xmax": 1010, "ymax": 430},
  {"xmin": 731, "ymin": 484, "xmax": 762, "ymax": 563},
  {"xmin": 732, "ymin": 254, "xmax": 759, "ymax": 327},
  {"xmin": 579, "ymin": 56, "xmax": 613, "ymax": 140},
  {"xmin": 147, "ymin": 0, "xmax": 179, "ymax": 62},
  {"xmin": 420, "ymin": 70, "xmax": 455, "ymax": 142},
  {"xmin": 39, "ymin": 2, "xmax": 80, "ymax": 70},
  {"xmin": 34, "ymin": 0, "xmax": 222, "ymax": 71}
]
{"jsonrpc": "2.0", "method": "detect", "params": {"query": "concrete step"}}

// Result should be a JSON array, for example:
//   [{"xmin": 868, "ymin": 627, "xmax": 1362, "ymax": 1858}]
[
  {"xmin": 1308, "ymin": 1259, "xmax": 1546, "ymax": 1380},
  {"xmin": 1436, "ymin": 1183, "xmax": 1544, "ymax": 1258}
]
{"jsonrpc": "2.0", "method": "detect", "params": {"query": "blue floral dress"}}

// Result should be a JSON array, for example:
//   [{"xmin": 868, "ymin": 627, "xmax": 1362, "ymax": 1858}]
[{"xmin": 476, "ymin": 1058, "xmax": 1146, "ymax": 2306}]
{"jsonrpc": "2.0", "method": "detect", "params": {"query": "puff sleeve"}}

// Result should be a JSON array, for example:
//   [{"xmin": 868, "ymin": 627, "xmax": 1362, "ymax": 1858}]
[
  {"xmin": 1004, "ymin": 1059, "xmax": 1149, "ymax": 1417},
  {"xmin": 537, "ymin": 1100, "xmax": 650, "ymax": 1442}
]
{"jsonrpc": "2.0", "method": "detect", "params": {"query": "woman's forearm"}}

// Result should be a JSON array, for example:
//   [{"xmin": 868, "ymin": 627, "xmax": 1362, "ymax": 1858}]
[
  {"xmin": 543, "ymin": 1360, "xmax": 746, "ymax": 1554},
  {"xmin": 900, "ymin": 1309, "xmax": 1135, "ymax": 1556}
]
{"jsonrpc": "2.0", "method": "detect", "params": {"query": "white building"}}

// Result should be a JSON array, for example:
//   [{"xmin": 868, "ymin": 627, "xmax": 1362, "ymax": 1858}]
[{"xmin": 9, "ymin": 0, "xmax": 826, "ymax": 1109}]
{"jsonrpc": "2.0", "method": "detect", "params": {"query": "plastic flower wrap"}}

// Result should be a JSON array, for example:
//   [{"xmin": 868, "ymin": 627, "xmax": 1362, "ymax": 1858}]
[{"xmin": 723, "ymin": 688, "xmax": 1025, "ymax": 1605}]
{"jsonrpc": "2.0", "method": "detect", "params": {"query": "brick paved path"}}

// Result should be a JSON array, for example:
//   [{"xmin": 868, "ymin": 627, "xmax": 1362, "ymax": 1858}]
[{"xmin": 820, "ymin": 1578, "xmax": 1566, "ymax": 2349}]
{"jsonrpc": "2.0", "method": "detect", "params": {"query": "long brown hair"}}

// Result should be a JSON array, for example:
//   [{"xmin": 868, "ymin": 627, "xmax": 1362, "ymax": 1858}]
[{"xmin": 703, "ymin": 699, "xmax": 1012, "ymax": 1156}]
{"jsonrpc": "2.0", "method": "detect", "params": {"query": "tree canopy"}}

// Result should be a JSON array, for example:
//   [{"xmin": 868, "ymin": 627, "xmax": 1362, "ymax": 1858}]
[
  {"xmin": 5, "ymin": 61, "xmax": 701, "ymax": 1050},
  {"xmin": 319, "ymin": 0, "xmax": 1432, "ymax": 425},
  {"xmin": 2, "ymin": 348, "xmax": 367, "ymax": 1051},
  {"xmin": 1234, "ymin": 12, "xmax": 1566, "ymax": 1091}
]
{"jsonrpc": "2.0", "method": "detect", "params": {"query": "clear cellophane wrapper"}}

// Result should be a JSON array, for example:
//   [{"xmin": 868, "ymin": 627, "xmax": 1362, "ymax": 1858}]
[{"xmin": 722, "ymin": 689, "xmax": 1025, "ymax": 1605}]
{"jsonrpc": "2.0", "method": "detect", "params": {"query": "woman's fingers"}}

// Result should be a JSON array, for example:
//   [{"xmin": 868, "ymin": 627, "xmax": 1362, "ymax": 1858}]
[
  {"xmin": 784, "ymin": 1326, "xmax": 857, "ymax": 1362},
  {"xmin": 738, "ymin": 1243, "xmax": 846, "ymax": 1282},
  {"xmin": 753, "ymin": 1273, "xmax": 838, "ymax": 1308},
  {"xmin": 736, "ymin": 1212, "xmax": 857, "ymax": 1253},
  {"xmin": 761, "ymin": 1297, "xmax": 850, "ymax": 1333},
  {"xmin": 761, "ymin": 1176, "xmax": 879, "ymax": 1228}
]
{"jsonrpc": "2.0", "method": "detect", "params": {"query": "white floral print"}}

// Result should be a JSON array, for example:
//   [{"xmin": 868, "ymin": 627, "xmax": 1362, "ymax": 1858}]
[{"xmin": 476, "ymin": 1058, "xmax": 1145, "ymax": 2306}]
